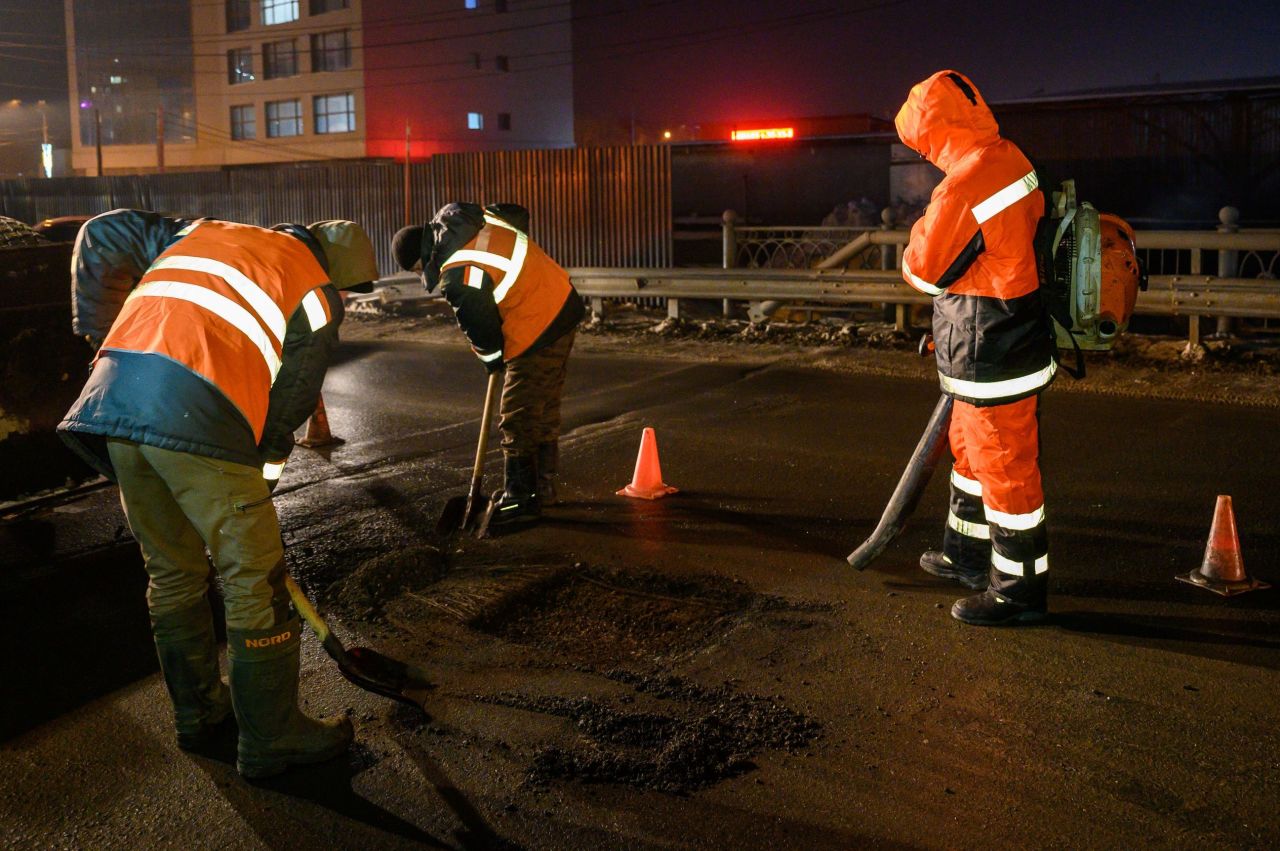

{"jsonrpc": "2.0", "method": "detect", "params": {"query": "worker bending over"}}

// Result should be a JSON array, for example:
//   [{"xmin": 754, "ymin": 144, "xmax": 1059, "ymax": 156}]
[
  {"xmin": 895, "ymin": 71, "xmax": 1056, "ymax": 626},
  {"xmin": 59, "ymin": 210, "xmax": 378, "ymax": 776},
  {"xmin": 393, "ymin": 203, "xmax": 583, "ymax": 527}
]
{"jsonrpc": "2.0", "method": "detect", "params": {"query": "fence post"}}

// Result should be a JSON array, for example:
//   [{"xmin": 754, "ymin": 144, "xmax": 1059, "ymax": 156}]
[
  {"xmin": 1215, "ymin": 206, "xmax": 1239, "ymax": 337},
  {"xmin": 722, "ymin": 209, "xmax": 738, "ymax": 317},
  {"xmin": 881, "ymin": 207, "xmax": 909, "ymax": 330}
]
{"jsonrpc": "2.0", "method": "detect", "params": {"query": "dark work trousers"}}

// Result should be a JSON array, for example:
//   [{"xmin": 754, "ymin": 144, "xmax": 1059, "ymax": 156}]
[{"xmin": 498, "ymin": 328, "xmax": 575, "ymax": 455}]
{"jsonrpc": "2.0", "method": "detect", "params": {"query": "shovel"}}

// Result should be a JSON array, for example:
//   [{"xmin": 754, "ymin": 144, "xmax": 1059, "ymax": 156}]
[
  {"xmin": 284, "ymin": 574, "xmax": 433, "ymax": 711},
  {"xmin": 436, "ymin": 370, "xmax": 502, "ymax": 535}
]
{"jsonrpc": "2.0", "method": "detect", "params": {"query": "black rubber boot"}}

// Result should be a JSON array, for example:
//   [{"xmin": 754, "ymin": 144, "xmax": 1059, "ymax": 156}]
[
  {"xmin": 227, "ymin": 618, "xmax": 354, "ymax": 779},
  {"xmin": 536, "ymin": 441, "xmax": 559, "ymax": 505},
  {"xmin": 919, "ymin": 550, "xmax": 988, "ymax": 590},
  {"xmin": 488, "ymin": 453, "xmax": 541, "ymax": 527},
  {"xmin": 152, "ymin": 598, "xmax": 234, "ymax": 751},
  {"xmin": 951, "ymin": 568, "xmax": 1047, "ymax": 626}
]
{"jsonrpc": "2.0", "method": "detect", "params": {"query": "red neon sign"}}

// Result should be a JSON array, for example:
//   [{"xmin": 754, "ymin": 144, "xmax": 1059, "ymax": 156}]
[{"xmin": 731, "ymin": 127, "xmax": 795, "ymax": 141}]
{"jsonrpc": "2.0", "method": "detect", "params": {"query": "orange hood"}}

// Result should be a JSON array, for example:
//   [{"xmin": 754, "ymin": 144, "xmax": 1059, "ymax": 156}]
[{"xmin": 894, "ymin": 70, "xmax": 1001, "ymax": 173}]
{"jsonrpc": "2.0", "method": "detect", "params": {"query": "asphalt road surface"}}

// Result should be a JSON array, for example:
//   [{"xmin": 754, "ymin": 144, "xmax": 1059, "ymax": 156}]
[{"xmin": 2, "ymin": 336, "xmax": 1278, "ymax": 849}]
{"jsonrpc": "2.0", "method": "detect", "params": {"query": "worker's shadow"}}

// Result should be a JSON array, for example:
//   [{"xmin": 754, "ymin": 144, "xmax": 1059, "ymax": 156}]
[
  {"xmin": 196, "ymin": 743, "xmax": 450, "ymax": 848},
  {"xmin": 1052, "ymin": 609, "xmax": 1280, "ymax": 671}
]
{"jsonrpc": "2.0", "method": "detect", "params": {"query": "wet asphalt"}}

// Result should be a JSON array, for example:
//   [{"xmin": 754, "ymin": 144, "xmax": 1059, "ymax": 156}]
[{"xmin": 2, "ymin": 336, "xmax": 1278, "ymax": 849}]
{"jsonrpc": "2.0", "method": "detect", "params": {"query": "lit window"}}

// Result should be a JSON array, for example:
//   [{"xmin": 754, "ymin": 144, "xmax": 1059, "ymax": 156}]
[
  {"xmin": 109, "ymin": 75, "xmax": 124, "ymax": 85},
  {"xmin": 465, "ymin": 0, "xmax": 477, "ymax": 8},
  {"xmin": 497, "ymin": 112, "xmax": 511, "ymax": 131},
  {"xmin": 231, "ymin": 104, "xmax": 256, "ymax": 140},
  {"xmin": 467, "ymin": 112, "xmax": 483, "ymax": 130},
  {"xmin": 262, "ymin": 0, "xmax": 299, "ymax": 25},
  {"xmin": 266, "ymin": 99, "xmax": 303, "ymax": 137},
  {"xmin": 314, "ymin": 93, "xmax": 354, "ymax": 134},
  {"xmin": 227, "ymin": 48, "xmax": 254, "ymax": 85},
  {"xmin": 310, "ymin": 30, "xmax": 351, "ymax": 72},
  {"xmin": 310, "ymin": 0, "xmax": 348, "ymax": 13},
  {"xmin": 226, "ymin": 0, "xmax": 250, "ymax": 33},
  {"xmin": 263, "ymin": 40, "xmax": 298, "ymax": 79}
]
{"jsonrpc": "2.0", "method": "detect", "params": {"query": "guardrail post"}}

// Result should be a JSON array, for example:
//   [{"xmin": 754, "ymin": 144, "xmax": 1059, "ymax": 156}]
[
  {"xmin": 1215, "ymin": 206, "xmax": 1240, "ymax": 337},
  {"xmin": 591, "ymin": 296, "xmax": 605, "ymax": 322},
  {"xmin": 879, "ymin": 208, "xmax": 896, "ymax": 271},
  {"xmin": 722, "ymin": 209, "xmax": 738, "ymax": 317},
  {"xmin": 668, "ymin": 298, "xmax": 681, "ymax": 320}
]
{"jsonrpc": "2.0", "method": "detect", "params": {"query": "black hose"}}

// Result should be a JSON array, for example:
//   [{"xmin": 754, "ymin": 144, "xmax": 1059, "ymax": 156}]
[{"xmin": 847, "ymin": 394, "xmax": 953, "ymax": 570}]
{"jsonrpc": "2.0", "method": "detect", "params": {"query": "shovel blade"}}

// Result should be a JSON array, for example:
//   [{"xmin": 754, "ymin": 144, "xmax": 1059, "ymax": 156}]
[
  {"xmin": 460, "ymin": 493, "xmax": 490, "ymax": 531},
  {"xmin": 435, "ymin": 495, "xmax": 467, "ymax": 535},
  {"xmin": 338, "ymin": 646, "xmax": 434, "ymax": 711}
]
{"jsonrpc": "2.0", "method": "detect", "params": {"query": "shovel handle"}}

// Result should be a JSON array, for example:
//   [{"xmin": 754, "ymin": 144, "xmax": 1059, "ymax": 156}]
[
  {"xmin": 467, "ymin": 371, "xmax": 502, "ymax": 500},
  {"xmin": 284, "ymin": 573, "xmax": 352, "ymax": 666}
]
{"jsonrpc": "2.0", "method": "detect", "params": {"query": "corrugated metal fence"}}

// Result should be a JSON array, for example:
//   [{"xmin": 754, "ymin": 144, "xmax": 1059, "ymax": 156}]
[{"xmin": 0, "ymin": 146, "xmax": 672, "ymax": 273}]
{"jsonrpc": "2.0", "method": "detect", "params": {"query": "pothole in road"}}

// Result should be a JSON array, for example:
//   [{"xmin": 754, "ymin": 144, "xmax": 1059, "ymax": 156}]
[
  {"xmin": 470, "ymin": 566, "xmax": 762, "ymax": 668},
  {"xmin": 481, "ymin": 671, "xmax": 821, "ymax": 795},
  {"xmin": 329, "ymin": 543, "xmax": 450, "ymax": 621}
]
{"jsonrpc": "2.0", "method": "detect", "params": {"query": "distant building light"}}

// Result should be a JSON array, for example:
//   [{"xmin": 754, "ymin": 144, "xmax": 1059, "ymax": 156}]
[
  {"xmin": 109, "ymin": 75, "xmax": 124, "ymax": 84},
  {"xmin": 80, "ymin": 100, "xmax": 92, "ymax": 109},
  {"xmin": 465, "ymin": 0, "xmax": 476, "ymax": 7},
  {"xmin": 730, "ymin": 126, "xmax": 795, "ymax": 142},
  {"xmin": 467, "ymin": 111, "xmax": 483, "ymax": 130},
  {"xmin": 41, "ymin": 143, "xmax": 52, "ymax": 178},
  {"xmin": 663, "ymin": 130, "xmax": 671, "ymax": 140}
]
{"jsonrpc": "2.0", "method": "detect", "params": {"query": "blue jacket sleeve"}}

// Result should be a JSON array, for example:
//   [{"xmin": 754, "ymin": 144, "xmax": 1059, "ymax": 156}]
[{"xmin": 71, "ymin": 209, "xmax": 192, "ymax": 344}]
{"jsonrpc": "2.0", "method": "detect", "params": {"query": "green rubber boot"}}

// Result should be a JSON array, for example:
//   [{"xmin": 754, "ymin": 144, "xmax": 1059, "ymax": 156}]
[
  {"xmin": 151, "ymin": 598, "xmax": 233, "ymax": 752},
  {"xmin": 227, "ymin": 618, "xmax": 354, "ymax": 779}
]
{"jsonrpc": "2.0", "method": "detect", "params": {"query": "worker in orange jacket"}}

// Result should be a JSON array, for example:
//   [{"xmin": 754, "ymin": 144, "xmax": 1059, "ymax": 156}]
[
  {"xmin": 393, "ymin": 203, "xmax": 583, "ymax": 527},
  {"xmin": 895, "ymin": 71, "xmax": 1056, "ymax": 625},
  {"xmin": 59, "ymin": 211, "xmax": 378, "ymax": 775}
]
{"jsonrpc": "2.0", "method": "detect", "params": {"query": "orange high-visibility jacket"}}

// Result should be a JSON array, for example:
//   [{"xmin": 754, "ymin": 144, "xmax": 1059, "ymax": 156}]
[
  {"xmin": 60, "ymin": 214, "xmax": 342, "ymax": 481},
  {"xmin": 439, "ymin": 209, "xmax": 579, "ymax": 365},
  {"xmin": 101, "ymin": 220, "xmax": 334, "ymax": 439},
  {"xmin": 896, "ymin": 70, "xmax": 1055, "ymax": 406}
]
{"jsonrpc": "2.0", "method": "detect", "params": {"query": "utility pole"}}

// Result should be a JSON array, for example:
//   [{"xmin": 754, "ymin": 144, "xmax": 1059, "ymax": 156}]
[
  {"xmin": 403, "ymin": 121, "xmax": 411, "ymax": 228},
  {"xmin": 155, "ymin": 107, "xmax": 165, "ymax": 173},
  {"xmin": 94, "ymin": 108, "xmax": 103, "ymax": 177},
  {"xmin": 39, "ymin": 100, "xmax": 49, "ymax": 178}
]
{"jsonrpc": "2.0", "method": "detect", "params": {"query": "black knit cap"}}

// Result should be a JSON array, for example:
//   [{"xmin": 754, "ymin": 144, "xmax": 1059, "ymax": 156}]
[{"xmin": 391, "ymin": 224, "xmax": 432, "ymax": 272}]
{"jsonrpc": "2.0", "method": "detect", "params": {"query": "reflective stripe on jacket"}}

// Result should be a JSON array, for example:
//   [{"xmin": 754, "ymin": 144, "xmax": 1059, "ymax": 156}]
[
  {"xmin": 100, "ymin": 220, "xmax": 333, "ymax": 441},
  {"xmin": 440, "ymin": 213, "xmax": 576, "ymax": 361},
  {"xmin": 895, "ymin": 70, "xmax": 1055, "ymax": 406}
]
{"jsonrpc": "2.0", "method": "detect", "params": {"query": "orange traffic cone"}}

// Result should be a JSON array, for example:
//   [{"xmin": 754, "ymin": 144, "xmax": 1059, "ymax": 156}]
[
  {"xmin": 617, "ymin": 427, "xmax": 678, "ymax": 500},
  {"xmin": 295, "ymin": 394, "xmax": 344, "ymax": 448},
  {"xmin": 1176, "ymin": 495, "xmax": 1269, "ymax": 596}
]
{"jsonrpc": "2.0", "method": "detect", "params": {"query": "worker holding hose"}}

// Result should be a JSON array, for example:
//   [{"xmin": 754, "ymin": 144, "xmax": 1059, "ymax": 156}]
[
  {"xmin": 895, "ymin": 71, "xmax": 1056, "ymax": 626},
  {"xmin": 58, "ymin": 210, "xmax": 377, "ymax": 776}
]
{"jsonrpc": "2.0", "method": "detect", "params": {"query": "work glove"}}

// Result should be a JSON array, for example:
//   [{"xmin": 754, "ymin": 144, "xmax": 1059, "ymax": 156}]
[{"xmin": 262, "ymin": 459, "xmax": 286, "ymax": 494}]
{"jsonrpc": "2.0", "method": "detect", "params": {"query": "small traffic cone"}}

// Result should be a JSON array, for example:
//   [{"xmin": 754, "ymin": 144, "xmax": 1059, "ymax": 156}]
[
  {"xmin": 295, "ymin": 394, "xmax": 344, "ymax": 448},
  {"xmin": 616, "ymin": 427, "xmax": 678, "ymax": 500},
  {"xmin": 1176, "ymin": 495, "xmax": 1269, "ymax": 596}
]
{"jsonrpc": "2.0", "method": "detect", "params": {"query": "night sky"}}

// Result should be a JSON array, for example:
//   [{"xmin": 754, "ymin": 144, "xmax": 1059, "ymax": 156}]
[
  {"xmin": 571, "ymin": 0, "xmax": 1280, "ymax": 125},
  {"xmin": 0, "ymin": 0, "xmax": 1277, "ymax": 170}
]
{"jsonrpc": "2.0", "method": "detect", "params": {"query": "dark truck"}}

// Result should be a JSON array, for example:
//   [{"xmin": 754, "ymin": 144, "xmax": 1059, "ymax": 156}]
[{"xmin": 0, "ymin": 217, "xmax": 96, "ymax": 501}]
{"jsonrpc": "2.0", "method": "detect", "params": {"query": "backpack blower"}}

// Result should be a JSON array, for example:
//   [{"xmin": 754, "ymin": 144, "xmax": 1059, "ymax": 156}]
[{"xmin": 1037, "ymin": 179, "xmax": 1147, "ymax": 373}]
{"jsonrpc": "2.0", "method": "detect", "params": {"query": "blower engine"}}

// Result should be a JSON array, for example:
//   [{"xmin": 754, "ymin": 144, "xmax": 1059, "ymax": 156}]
[{"xmin": 1038, "ymin": 179, "xmax": 1146, "ymax": 352}]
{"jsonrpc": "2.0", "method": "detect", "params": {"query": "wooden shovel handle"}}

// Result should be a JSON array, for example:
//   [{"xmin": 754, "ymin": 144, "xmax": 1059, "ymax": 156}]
[{"xmin": 467, "ymin": 371, "xmax": 502, "ymax": 499}]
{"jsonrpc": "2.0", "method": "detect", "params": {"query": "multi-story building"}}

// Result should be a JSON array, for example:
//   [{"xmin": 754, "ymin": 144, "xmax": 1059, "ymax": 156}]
[{"xmin": 63, "ymin": 0, "xmax": 574, "ymax": 174}]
